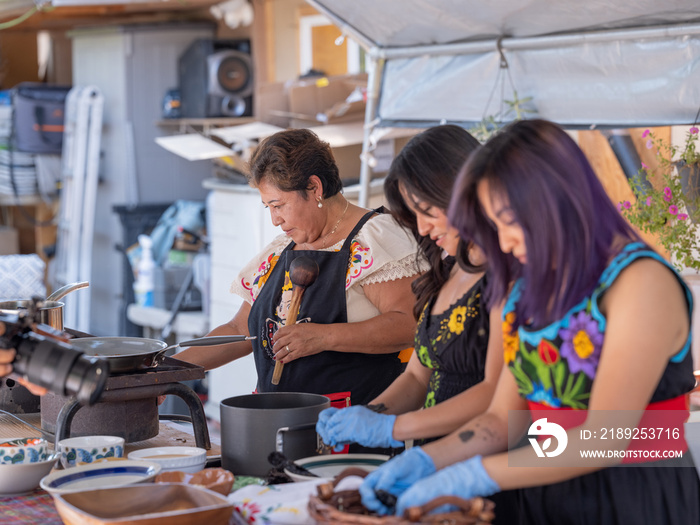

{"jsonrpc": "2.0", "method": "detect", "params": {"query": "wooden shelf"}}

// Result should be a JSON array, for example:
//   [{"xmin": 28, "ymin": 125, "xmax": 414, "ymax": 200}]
[
  {"xmin": 0, "ymin": 194, "xmax": 42, "ymax": 206},
  {"xmin": 156, "ymin": 117, "xmax": 257, "ymax": 135}
]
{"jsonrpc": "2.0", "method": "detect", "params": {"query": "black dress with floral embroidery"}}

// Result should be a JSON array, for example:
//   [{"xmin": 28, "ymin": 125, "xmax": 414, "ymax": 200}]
[{"xmin": 414, "ymin": 266, "xmax": 489, "ymax": 423}]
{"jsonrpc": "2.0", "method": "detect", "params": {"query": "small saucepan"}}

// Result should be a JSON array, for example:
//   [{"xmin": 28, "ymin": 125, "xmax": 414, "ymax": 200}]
[
  {"xmin": 0, "ymin": 281, "xmax": 90, "ymax": 331},
  {"xmin": 69, "ymin": 335, "xmax": 255, "ymax": 374}
]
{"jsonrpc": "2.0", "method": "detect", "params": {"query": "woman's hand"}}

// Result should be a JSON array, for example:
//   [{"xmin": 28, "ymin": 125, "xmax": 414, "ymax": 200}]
[
  {"xmin": 1, "ymin": 348, "xmax": 48, "ymax": 396},
  {"xmin": 0, "ymin": 348, "xmax": 16, "ymax": 377},
  {"xmin": 15, "ymin": 377, "xmax": 48, "ymax": 396},
  {"xmin": 316, "ymin": 405, "xmax": 403, "ymax": 448},
  {"xmin": 359, "ymin": 447, "xmax": 436, "ymax": 514},
  {"xmin": 271, "ymin": 322, "xmax": 327, "ymax": 363},
  {"xmin": 395, "ymin": 456, "xmax": 500, "ymax": 516}
]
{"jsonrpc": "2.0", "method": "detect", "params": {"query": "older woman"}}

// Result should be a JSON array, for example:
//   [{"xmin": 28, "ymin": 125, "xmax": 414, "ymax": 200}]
[{"xmin": 177, "ymin": 128, "xmax": 425, "ymax": 407}]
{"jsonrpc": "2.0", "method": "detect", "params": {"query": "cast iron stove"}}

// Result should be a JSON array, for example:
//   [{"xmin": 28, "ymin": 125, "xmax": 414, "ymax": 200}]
[{"xmin": 41, "ymin": 356, "xmax": 210, "ymax": 450}]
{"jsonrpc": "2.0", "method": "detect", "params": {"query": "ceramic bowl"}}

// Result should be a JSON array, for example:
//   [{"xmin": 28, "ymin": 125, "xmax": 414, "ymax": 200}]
[
  {"xmin": 0, "ymin": 437, "xmax": 49, "ymax": 465},
  {"xmin": 58, "ymin": 435, "xmax": 125, "ymax": 469},
  {"xmin": 0, "ymin": 453, "xmax": 59, "ymax": 496},
  {"xmin": 128, "ymin": 446, "xmax": 207, "ymax": 473}
]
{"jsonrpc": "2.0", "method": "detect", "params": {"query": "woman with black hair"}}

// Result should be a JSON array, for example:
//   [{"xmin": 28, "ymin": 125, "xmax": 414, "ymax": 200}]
[
  {"xmin": 360, "ymin": 119, "xmax": 700, "ymax": 524},
  {"xmin": 316, "ymin": 125, "xmax": 505, "ymax": 449}
]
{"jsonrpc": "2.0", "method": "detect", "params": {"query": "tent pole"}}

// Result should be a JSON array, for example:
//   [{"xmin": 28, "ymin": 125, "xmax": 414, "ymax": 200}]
[
  {"xmin": 358, "ymin": 57, "xmax": 385, "ymax": 208},
  {"xmin": 372, "ymin": 22, "xmax": 700, "ymax": 60}
]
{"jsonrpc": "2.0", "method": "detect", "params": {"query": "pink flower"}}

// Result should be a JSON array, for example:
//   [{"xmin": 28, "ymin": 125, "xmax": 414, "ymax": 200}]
[
  {"xmin": 669, "ymin": 205, "xmax": 679, "ymax": 215},
  {"xmin": 663, "ymin": 187, "xmax": 673, "ymax": 202},
  {"xmin": 645, "ymin": 196, "xmax": 653, "ymax": 206},
  {"xmin": 678, "ymin": 213, "xmax": 689, "ymax": 220},
  {"xmin": 641, "ymin": 162, "xmax": 649, "ymax": 170},
  {"xmin": 617, "ymin": 203, "xmax": 623, "ymax": 211},
  {"xmin": 642, "ymin": 129, "xmax": 651, "ymax": 138},
  {"xmin": 646, "ymin": 139, "xmax": 653, "ymax": 149},
  {"xmin": 691, "ymin": 127, "xmax": 699, "ymax": 135},
  {"xmin": 622, "ymin": 201, "xmax": 631, "ymax": 209}
]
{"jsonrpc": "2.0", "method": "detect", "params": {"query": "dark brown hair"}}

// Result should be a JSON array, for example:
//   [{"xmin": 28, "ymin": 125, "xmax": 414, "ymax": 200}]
[
  {"xmin": 385, "ymin": 125, "xmax": 482, "ymax": 319},
  {"xmin": 248, "ymin": 128, "xmax": 343, "ymax": 198}
]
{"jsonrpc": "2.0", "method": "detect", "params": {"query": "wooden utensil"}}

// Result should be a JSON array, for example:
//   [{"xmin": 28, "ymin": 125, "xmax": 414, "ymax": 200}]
[{"xmin": 271, "ymin": 256, "xmax": 319, "ymax": 385}]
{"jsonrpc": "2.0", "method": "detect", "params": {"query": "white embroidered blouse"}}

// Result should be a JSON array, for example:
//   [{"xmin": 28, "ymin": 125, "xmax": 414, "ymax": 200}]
[{"xmin": 230, "ymin": 214, "xmax": 427, "ymax": 323}]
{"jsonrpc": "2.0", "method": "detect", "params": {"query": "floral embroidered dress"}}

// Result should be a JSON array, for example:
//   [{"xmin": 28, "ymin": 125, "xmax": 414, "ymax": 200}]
[
  {"xmin": 231, "ymin": 214, "xmax": 425, "ymax": 322},
  {"xmin": 502, "ymin": 242, "xmax": 699, "ymax": 525},
  {"xmin": 413, "ymin": 267, "xmax": 489, "ymax": 447},
  {"xmin": 415, "ymin": 267, "xmax": 489, "ymax": 410}
]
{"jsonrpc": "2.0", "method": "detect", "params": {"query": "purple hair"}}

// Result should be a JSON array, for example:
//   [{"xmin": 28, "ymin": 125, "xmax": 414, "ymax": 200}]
[{"xmin": 448, "ymin": 119, "xmax": 642, "ymax": 329}]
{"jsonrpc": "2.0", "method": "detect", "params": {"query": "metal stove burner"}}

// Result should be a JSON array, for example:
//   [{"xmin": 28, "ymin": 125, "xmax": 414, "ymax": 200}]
[{"xmin": 41, "ymin": 356, "xmax": 210, "ymax": 450}]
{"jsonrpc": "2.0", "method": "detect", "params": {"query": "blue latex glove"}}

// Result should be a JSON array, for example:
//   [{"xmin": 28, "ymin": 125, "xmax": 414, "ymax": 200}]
[
  {"xmin": 359, "ymin": 447, "xmax": 436, "ymax": 515},
  {"xmin": 316, "ymin": 405, "xmax": 403, "ymax": 449},
  {"xmin": 395, "ymin": 456, "xmax": 500, "ymax": 517}
]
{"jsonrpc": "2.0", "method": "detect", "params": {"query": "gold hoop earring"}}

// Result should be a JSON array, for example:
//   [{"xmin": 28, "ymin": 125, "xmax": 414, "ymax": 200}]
[{"xmin": 317, "ymin": 197, "xmax": 323, "ymax": 208}]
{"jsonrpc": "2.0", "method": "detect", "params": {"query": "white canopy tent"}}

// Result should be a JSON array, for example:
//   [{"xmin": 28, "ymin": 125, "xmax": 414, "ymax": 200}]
[{"xmin": 306, "ymin": 0, "xmax": 700, "ymax": 205}]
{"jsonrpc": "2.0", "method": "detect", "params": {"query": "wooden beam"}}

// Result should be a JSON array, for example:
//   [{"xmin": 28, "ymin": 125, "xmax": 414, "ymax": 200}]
[
  {"xmin": 578, "ymin": 128, "xmax": 672, "ymax": 260},
  {"xmin": 0, "ymin": 1, "xmax": 221, "ymax": 30}
]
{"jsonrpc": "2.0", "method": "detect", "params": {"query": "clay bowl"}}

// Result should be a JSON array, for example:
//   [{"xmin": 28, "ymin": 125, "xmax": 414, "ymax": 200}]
[
  {"xmin": 154, "ymin": 468, "xmax": 235, "ymax": 496},
  {"xmin": 52, "ymin": 482, "xmax": 234, "ymax": 525}
]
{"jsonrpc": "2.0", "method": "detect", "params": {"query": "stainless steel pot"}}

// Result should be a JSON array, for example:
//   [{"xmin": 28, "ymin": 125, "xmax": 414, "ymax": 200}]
[
  {"xmin": 220, "ymin": 392, "xmax": 330, "ymax": 477},
  {"xmin": 0, "ymin": 281, "xmax": 89, "ymax": 331},
  {"xmin": 69, "ymin": 335, "xmax": 254, "ymax": 373}
]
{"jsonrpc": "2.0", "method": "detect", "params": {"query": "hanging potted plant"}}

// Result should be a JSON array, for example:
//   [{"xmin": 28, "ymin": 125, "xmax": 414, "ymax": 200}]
[{"xmin": 619, "ymin": 126, "xmax": 700, "ymax": 272}]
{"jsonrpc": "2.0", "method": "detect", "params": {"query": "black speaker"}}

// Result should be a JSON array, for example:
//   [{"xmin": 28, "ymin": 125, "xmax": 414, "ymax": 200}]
[{"xmin": 178, "ymin": 38, "xmax": 253, "ymax": 118}]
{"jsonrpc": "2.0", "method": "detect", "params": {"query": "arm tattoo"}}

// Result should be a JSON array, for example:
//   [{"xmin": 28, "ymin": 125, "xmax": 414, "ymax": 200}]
[
  {"xmin": 482, "ymin": 427, "xmax": 498, "ymax": 442},
  {"xmin": 366, "ymin": 403, "xmax": 388, "ymax": 413},
  {"xmin": 459, "ymin": 430, "xmax": 475, "ymax": 443}
]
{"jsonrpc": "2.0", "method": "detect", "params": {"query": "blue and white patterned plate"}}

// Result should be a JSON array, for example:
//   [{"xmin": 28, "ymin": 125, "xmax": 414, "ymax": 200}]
[{"xmin": 40, "ymin": 460, "xmax": 161, "ymax": 494}]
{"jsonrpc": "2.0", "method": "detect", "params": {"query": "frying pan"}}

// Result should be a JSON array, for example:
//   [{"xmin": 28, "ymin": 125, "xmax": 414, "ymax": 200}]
[{"xmin": 69, "ymin": 335, "xmax": 255, "ymax": 374}]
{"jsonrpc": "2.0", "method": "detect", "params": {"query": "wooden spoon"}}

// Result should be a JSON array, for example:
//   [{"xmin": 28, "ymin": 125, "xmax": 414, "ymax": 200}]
[{"xmin": 271, "ymin": 256, "xmax": 319, "ymax": 385}]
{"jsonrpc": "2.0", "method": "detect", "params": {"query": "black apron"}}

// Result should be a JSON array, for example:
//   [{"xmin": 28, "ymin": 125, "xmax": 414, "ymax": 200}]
[{"xmin": 248, "ymin": 209, "xmax": 404, "ymax": 407}]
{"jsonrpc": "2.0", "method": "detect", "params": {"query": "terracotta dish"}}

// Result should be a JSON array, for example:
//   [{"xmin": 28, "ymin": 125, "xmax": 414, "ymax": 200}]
[
  {"xmin": 154, "ymin": 467, "xmax": 235, "ymax": 496},
  {"xmin": 53, "ymin": 482, "xmax": 233, "ymax": 525}
]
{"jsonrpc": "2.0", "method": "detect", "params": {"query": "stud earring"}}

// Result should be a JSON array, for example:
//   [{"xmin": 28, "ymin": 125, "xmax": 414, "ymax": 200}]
[{"xmin": 317, "ymin": 197, "xmax": 323, "ymax": 208}]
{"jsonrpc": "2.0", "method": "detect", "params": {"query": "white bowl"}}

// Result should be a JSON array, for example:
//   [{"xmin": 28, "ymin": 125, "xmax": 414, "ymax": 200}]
[
  {"xmin": 285, "ymin": 453, "xmax": 389, "ymax": 482},
  {"xmin": 0, "ymin": 453, "xmax": 59, "ymax": 496},
  {"xmin": 58, "ymin": 435, "xmax": 125, "ymax": 469},
  {"xmin": 40, "ymin": 459, "xmax": 162, "ymax": 495},
  {"xmin": 128, "ymin": 447, "xmax": 207, "ymax": 473},
  {"xmin": 0, "ymin": 437, "xmax": 49, "ymax": 465}
]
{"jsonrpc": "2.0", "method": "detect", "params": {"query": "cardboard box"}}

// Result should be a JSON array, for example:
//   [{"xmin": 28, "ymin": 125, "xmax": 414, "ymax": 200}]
[
  {"xmin": 254, "ymin": 81, "xmax": 291, "ymax": 129},
  {"xmin": 309, "ymin": 122, "xmax": 419, "ymax": 183},
  {"xmin": 0, "ymin": 226, "xmax": 19, "ymax": 255},
  {"xmin": 255, "ymin": 74, "xmax": 368, "ymax": 129}
]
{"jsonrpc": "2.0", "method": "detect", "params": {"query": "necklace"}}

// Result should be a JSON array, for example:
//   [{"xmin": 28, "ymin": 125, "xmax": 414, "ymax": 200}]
[{"xmin": 321, "ymin": 199, "xmax": 349, "ymax": 249}]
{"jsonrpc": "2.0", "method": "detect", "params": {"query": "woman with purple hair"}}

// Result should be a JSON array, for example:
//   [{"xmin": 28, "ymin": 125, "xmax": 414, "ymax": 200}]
[{"xmin": 359, "ymin": 119, "xmax": 700, "ymax": 523}]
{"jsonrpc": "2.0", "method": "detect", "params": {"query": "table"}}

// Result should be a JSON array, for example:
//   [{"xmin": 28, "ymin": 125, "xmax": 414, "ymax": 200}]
[
  {"xmin": 0, "ymin": 491, "xmax": 62, "ymax": 525},
  {"xmin": 0, "ymin": 484, "xmax": 249, "ymax": 525},
  {"xmin": 0, "ymin": 413, "xmax": 226, "ymax": 523}
]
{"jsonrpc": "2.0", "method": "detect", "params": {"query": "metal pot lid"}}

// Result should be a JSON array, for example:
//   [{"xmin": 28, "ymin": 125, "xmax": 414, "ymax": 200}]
[{"xmin": 69, "ymin": 337, "xmax": 168, "ymax": 357}]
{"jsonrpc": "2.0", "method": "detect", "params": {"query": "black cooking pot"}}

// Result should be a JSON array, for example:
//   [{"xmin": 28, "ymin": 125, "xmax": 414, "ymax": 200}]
[{"xmin": 220, "ymin": 392, "xmax": 330, "ymax": 477}]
